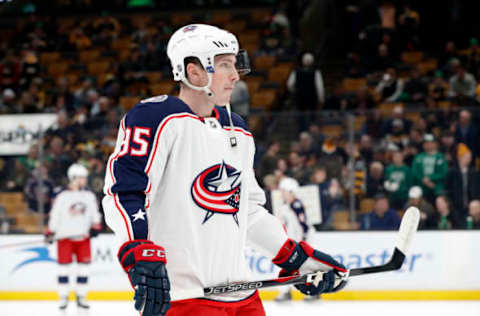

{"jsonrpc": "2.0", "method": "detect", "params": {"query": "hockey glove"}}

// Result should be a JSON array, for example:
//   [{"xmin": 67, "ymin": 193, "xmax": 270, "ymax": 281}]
[
  {"xmin": 118, "ymin": 240, "xmax": 170, "ymax": 316},
  {"xmin": 44, "ymin": 231, "xmax": 54, "ymax": 244},
  {"xmin": 273, "ymin": 239, "xmax": 348, "ymax": 296},
  {"xmin": 89, "ymin": 224, "xmax": 102, "ymax": 238}
]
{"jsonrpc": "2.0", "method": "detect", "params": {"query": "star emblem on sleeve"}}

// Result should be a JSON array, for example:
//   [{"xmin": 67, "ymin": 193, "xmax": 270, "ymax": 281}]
[{"xmin": 132, "ymin": 209, "xmax": 146, "ymax": 222}]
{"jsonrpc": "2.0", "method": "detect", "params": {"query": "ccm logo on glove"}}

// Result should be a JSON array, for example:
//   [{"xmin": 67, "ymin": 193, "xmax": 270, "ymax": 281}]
[{"xmin": 141, "ymin": 249, "xmax": 166, "ymax": 258}]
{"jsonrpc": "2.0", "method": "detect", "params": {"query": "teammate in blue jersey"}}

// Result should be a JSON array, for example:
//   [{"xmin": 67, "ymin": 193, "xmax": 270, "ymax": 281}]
[{"xmin": 103, "ymin": 24, "xmax": 348, "ymax": 316}]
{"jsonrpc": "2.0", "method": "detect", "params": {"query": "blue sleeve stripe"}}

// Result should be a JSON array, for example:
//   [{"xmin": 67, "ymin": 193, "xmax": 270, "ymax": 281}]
[{"xmin": 113, "ymin": 193, "xmax": 134, "ymax": 241}]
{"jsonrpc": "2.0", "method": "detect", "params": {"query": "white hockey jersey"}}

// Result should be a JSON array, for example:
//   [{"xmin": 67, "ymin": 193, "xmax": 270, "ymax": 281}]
[
  {"xmin": 103, "ymin": 96, "xmax": 286, "ymax": 302},
  {"xmin": 48, "ymin": 189, "xmax": 102, "ymax": 240}
]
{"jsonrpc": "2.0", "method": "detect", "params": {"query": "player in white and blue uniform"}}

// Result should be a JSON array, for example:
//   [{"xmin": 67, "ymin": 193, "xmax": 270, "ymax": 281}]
[
  {"xmin": 103, "ymin": 24, "xmax": 348, "ymax": 316},
  {"xmin": 275, "ymin": 177, "xmax": 311, "ymax": 301}
]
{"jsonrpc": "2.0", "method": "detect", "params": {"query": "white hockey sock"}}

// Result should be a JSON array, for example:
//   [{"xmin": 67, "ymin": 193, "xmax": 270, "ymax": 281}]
[
  {"xmin": 58, "ymin": 264, "xmax": 71, "ymax": 298},
  {"xmin": 76, "ymin": 263, "xmax": 89, "ymax": 297}
]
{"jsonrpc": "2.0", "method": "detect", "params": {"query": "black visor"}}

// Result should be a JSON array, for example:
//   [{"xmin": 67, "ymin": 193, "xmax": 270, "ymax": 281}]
[{"xmin": 235, "ymin": 49, "xmax": 251, "ymax": 76}]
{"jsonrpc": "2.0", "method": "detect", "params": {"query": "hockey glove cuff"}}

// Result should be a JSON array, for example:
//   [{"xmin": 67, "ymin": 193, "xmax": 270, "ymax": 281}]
[
  {"xmin": 272, "ymin": 239, "xmax": 348, "ymax": 295},
  {"xmin": 118, "ymin": 240, "xmax": 170, "ymax": 316}
]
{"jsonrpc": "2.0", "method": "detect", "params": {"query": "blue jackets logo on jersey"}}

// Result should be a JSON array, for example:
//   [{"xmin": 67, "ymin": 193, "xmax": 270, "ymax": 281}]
[{"xmin": 191, "ymin": 161, "xmax": 241, "ymax": 225}]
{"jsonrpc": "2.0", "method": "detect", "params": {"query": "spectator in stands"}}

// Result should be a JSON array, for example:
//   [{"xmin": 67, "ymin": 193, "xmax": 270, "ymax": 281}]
[
  {"xmin": 412, "ymin": 134, "xmax": 448, "ymax": 203},
  {"xmin": 24, "ymin": 165, "xmax": 55, "ymax": 216},
  {"xmin": 20, "ymin": 51, "xmax": 41, "ymax": 89},
  {"xmin": 262, "ymin": 174, "xmax": 279, "ymax": 214},
  {"xmin": 0, "ymin": 205, "xmax": 10, "ymax": 234},
  {"xmin": 45, "ymin": 136, "xmax": 71, "ymax": 185},
  {"xmin": 445, "ymin": 143, "xmax": 480, "ymax": 228},
  {"xmin": 405, "ymin": 186, "xmax": 435, "ymax": 229},
  {"xmin": 298, "ymin": 131, "xmax": 319, "ymax": 160},
  {"xmin": 287, "ymin": 151, "xmax": 310, "ymax": 185},
  {"xmin": 383, "ymin": 105, "xmax": 412, "ymax": 135},
  {"xmin": 402, "ymin": 67, "xmax": 428, "ymax": 102},
  {"xmin": 258, "ymin": 141, "xmax": 280, "ymax": 183},
  {"xmin": 0, "ymin": 88, "xmax": 17, "ymax": 113},
  {"xmin": 274, "ymin": 158, "xmax": 289, "ymax": 179},
  {"xmin": 384, "ymin": 119, "xmax": 409, "ymax": 150},
  {"xmin": 366, "ymin": 161, "xmax": 385, "ymax": 198},
  {"xmin": 454, "ymin": 110, "xmax": 478, "ymax": 160},
  {"xmin": 0, "ymin": 50, "xmax": 21, "ymax": 90},
  {"xmin": 5, "ymin": 160, "xmax": 29, "ymax": 192},
  {"xmin": 310, "ymin": 166, "xmax": 343, "ymax": 230},
  {"xmin": 428, "ymin": 71, "xmax": 448, "ymax": 101},
  {"xmin": 351, "ymin": 87, "xmax": 376, "ymax": 112},
  {"xmin": 362, "ymin": 108, "xmax": 385, "ymax": 139},
  {"xmin": 317, "ymin": 137, "xmax": 346, "ymax": 181},
  {"xmin": 52, "ymin": 77, "xmax": 76, "ymax": 114},
  {"xmin": 432, "ymin": 195, "xmax": 454, "ymax": 229},
  {"xmin": 358, "ymin": 134, "xmax": 374, "ymax": 167},
  {"xmin": 230, "ymin": 79, "xmax": 250, "ymax": 120},
  {"xmin": 384, "ymin": 149, "xmax": 412, "ymax": 210},
  {"xmin": 468, "ymin": 200, "xmax": 480, "ymax": 229},
  {"xmin": 360, "ymin": 193, "xmax": 401, "ymax": 230},
  {"xmin": 447, "ymin": 64, "xmax": 477, "ymax": 105},
  {"xmin": 287, "ymin": 52, "xmax": 325, "ymax": 131},
  {"xmin": 439, "ymin": 41, "xmax": 459, "ymax": 70},
  {"xmin": 439, "ymin": 131, "xmax": 457, "ymax": 167},
  {"xmin": 371, "ymin": 43, "xmax": 395, "ymax": 73},
  {"xmin": 375, "ymin": 67, "xmax": 405, "ymax": 103},
  {"xmin": 466, "ymin": 38, "xmax": 480, "ymax": 80}
]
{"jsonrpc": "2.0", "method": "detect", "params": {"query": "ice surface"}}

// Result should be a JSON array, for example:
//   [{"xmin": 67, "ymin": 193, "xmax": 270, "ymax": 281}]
[{"xmin": 0, "ymin": 300, "xmax": 479, "ymax": 316}]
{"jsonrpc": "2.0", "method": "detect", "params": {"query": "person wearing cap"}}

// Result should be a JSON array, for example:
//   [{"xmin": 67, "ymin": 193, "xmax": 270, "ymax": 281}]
[
  {"xmin": 445, "ymin": 143, "xmax": 480, "ymax": 228},
  {"xmin": 384, "ymin": 149, "xmax": 413, "ymax": 210},
  {"xmin": 405, "ymin": 186, "xmax": 435, "ymax": 229},
  {"xmin": 360, "ymin": 193, "xmax": 401, "ymax": 230},
  {"xmin": 412, "ymin": 133, "xmax": 448, "ymax": 203}
]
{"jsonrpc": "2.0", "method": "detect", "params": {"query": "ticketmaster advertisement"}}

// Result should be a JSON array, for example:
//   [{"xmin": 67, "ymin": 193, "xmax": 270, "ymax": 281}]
[{"xmin": 0, "ymin": 231, "xmax": 479, "ymax": 292}]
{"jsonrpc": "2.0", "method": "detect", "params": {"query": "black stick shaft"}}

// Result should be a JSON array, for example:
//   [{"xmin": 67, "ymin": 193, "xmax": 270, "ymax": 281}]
[{"xmin": 203, "ymin": 247, "xmax": 406, "ymax": 296}]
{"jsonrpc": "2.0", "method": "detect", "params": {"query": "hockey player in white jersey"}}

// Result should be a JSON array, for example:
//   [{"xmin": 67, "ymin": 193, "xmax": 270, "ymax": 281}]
[
  {"xmin": 274, "ymin": 177, "xmax": 311, "ymax": 302},
  {"xmin": 46, "ymin": 163, "xmax": 102, "ymax": 310},
  {"xmin": 103, "ymin": 24, "xmax": 348, "ymax": 316}
]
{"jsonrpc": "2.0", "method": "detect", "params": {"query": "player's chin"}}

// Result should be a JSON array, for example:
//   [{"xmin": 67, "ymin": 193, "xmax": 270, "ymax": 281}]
[{"xmin": 215, "ymin": 94, "xmax": 232, "ymax": 106}]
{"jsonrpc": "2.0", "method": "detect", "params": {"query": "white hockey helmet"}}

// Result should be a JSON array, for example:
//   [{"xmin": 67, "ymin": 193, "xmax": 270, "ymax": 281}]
[
  {"xmin": 167, "ymin": 24, "xmax": 240, "ymax": 95},
  {"xmin": 278, "ymin": 177, "xmax": 300, "ymax": 193},
  {"xmin": 67, "ymin": 163, "xmax": 88, "ymax": 181}
]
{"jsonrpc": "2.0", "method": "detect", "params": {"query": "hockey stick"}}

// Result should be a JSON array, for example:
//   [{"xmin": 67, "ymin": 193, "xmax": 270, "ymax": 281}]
[
  {"xmin": 203, "ymin": 206, "xmax": 420, "ymax": 296},
  {"xmin": 0, "ymin": 234, "xmax": 89, "ymax": 250}
]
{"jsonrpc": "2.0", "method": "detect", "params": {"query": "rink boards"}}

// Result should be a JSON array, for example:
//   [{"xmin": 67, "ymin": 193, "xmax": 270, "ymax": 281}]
[{"xmin": 0, "ymin": 231, "xmax": 479, "ymax": 300}]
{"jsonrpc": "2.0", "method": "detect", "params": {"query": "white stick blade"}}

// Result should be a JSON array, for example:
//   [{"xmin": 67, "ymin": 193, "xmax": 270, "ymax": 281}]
[{"xmin": 395, "ymin": 206, "xmax": 420, "ymax": 254}]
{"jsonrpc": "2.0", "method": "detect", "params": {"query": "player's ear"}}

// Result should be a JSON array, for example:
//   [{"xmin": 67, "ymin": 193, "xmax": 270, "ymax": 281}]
[{"xmin": 186, "ymin": 62, "xmax": 207, "ymax": 86}]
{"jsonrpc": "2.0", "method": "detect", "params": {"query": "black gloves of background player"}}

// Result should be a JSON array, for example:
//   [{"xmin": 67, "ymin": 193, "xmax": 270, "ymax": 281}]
[
  {"xmin": 273, "ymin": 239, "xmax": 348, "ymax": 296},
  {"xmin": 44, "ymin": 231, "xmax": 54, "ymax": 244},
  {"xmin": 89, "ymin": 227, "xmax": 101, "ymax": 238},
  {"xmin": 118, "ymin": 240, "xmax": 170, "ymax": 316}
]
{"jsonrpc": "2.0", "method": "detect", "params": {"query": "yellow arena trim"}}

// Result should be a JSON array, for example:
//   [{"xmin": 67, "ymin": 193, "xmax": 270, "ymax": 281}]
[{"xmin": 1, "ymin": 290, "xmax": 479, "ymax": 301}]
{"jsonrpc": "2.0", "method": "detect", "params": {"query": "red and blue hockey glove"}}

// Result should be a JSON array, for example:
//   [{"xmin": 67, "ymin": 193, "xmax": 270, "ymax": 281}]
[
  {"xmin": 118, "ymin": 240, "xmax": 170, "ymax": 316},
  {"xmin": 273, "ymin": 239, "xmax": 348, "ymax": 296}
]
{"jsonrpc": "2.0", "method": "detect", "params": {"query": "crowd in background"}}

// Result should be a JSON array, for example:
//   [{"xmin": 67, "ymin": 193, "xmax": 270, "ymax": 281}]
[{"xmin": 0, "ymin": 0, "xmax": 479, "ymax": 232}]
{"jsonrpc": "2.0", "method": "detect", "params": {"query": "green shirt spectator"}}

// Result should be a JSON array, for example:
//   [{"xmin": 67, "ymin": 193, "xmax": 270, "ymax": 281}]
[
  {"xmin": 412, "ymin": 134, "xmax": 448, "ymax": 201},
  {"xmin": 385, "ymin": 150, "xmax": 413, "ymax": 209}
]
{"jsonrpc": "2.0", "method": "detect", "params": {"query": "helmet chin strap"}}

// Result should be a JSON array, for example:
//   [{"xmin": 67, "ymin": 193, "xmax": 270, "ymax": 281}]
[
  {"xmin": 181, "ymin": 73, "xmax": 237, "ymax": 148},
  {"xmin": 181, "ymin": 72, "xmax": 214, "ymax": 97}
]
